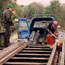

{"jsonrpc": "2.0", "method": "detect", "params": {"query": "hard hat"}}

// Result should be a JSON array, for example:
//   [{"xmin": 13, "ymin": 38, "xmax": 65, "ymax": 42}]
[
  {"xmin": 53, "ymin": 21, "xmax": 58, "ymax": 27},
  {"xmin": 7, "ymin": 4, "xmax": 13, "ymax": 8}
]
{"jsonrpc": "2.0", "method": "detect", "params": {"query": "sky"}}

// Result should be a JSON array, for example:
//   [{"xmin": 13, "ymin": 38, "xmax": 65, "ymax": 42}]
[{"xmin": 16, "ymin": 0, "xmax": 65, "ymax": 7}]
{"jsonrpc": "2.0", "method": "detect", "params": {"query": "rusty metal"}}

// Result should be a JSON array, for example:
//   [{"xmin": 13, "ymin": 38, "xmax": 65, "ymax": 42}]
[
  {"xmin": 17, "ymin": 53, "xmax": 50, "ymax": 56},
  {"xmin": 4, "ymin": 59, "xmax": 48, "ymax": 64},
  {"xmin": 12, "ymin": 57, "xmax": 49, "ymax": 60},
  {"xmin": 21, "ymin": 50, "xmax": 51, "ymax": 53},
  {"xmin": 23, "ymin": 48, "xmax": 52, "ymax": 51},
  {"xmin": 47, "ymin": 42, "xmax": 57, "ymax": 65},
  {"xmin": 0, "ymin": 41, "xmax": 62, "ymax": 65},
  {"xmin": 0, "ymin": 43, "xmax": 58, "ymax": 65},
  {"xmin": 0, "ymin": 42, "xmax": 27, "ymax": 65},
  {"xmin": 3, "ymin": 44, "xmax": 52, "ymax": 65},
  {"xmin": 0, "ymin": 36, "xmax": 63, "ymax": 65}
]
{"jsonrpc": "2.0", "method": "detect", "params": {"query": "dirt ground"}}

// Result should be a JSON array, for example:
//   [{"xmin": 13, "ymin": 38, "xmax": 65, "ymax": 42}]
[{"xmin": 10, "ymin": 33, "xmax": 18, "ymax": 42}]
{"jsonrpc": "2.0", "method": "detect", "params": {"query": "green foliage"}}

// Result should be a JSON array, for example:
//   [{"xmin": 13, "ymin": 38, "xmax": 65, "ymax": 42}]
[
  {"xmin": 0, "ymin": 0, "xmax": 65, "ymax": 30},
  {"xmin": 26, "ymin": 5, "xmax": 35, "ymax": 19},
  {"xmin": 46, "ymin": 0, "xmax": 60, "ymax": 14},
  {"xmin": 0, "ymin": 0, "xmax": 22, "ymax": 31},
  {"xmin": 0, "ymin": 0, "xmax": 11, "ymax": 18},
  {"xmin": 21, "ymin": 2, "xmax": 45, "ymax": 19},
  {"xmin": 0, "ymin": 0, "xmax": 22, "ymax": 21},
  {"xmin": 46, "ymin": 0, "xmax": 65, "ymax": 30}
]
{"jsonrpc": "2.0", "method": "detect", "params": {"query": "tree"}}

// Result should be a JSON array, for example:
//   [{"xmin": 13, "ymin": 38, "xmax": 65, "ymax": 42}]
[
  {"xmin": 0, "ymin": 0, "xmax": 22, "ymax": 31},
  {"xmin": 46, "ymin": 0, "xmax": 65, "ymax": 30},
  {"xmin": 21, "ymin": 2, "xmax": 45, "ymax": 19},
  {"xmin": 46, "ymin": 0, "xmax": 60, "ymax": 14}
]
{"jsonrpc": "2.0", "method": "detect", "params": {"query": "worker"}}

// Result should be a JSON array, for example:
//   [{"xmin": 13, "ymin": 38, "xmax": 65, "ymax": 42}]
[
  {"xmin": 3, "ymin": 4, "xmax": 13, "ymax": 47},
  {"xmin": 42, "ymin": 23, "xmax": 49, "ymax": 44},
  {"xmin": 55, "ymin": 38, "xmax": 62, "ymax": 63},
  {"xmin": 50, "ymin": 21, "xmax": 58, "ymax": 36},
  {"xmin": 42, "ymin": 22, "xmax": 53, "ymax": 45},
  {"xmin": 43, "ymin": 21, "xmax": 58, "ymax": 44}
]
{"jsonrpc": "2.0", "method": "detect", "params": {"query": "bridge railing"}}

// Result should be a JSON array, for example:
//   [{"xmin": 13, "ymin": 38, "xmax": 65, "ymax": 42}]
[{"xmin": 47, "ymin": 42, "xmax": 57, "ymax": 65}]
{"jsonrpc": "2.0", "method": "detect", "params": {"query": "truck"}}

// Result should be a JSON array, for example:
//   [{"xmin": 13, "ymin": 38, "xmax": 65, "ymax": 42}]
[{"xmin": 18, "ymin": 14, "xmax": 58, "ymax": 44}]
